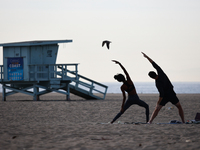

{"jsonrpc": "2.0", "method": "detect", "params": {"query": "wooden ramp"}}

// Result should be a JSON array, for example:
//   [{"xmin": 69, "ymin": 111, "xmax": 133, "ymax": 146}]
[
  {"xmin": 57, "ymin": 65, "xmax": 108, "ymax": 100},
  {"xmin": 70, "ymin": 85, "xmax": 103, "ymax": 100},
  {"xmin": 69, "ymin": 75, "xmax": 108, "ymax": 100}
]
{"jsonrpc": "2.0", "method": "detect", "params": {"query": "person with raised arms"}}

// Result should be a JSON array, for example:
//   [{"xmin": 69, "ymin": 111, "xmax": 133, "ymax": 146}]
[
  {"xmin": 142, "ymin": 52, "xmax": 185, "ymax": 124},
  {"xmin": 111, "ymin": 60, "xmax": 149, "ymax": 124}
]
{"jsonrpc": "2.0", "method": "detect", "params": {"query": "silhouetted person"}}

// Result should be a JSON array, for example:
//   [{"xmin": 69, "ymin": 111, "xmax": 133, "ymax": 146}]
[
  {"xmin": 142, "ymin": 52, "xmax": 185, "ymax": 124},
  {"xmin": 111, "ymin": 60, "xmax": 149, "ymax": 123}
]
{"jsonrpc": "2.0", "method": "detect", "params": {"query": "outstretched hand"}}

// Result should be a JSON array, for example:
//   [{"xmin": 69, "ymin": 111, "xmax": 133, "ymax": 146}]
[
  {"xmin": 141, "ymin": 52, "xmax": 153, "ymax": 63},
  {"xmin": 141, "ymin": 52, "xmax": 147, "ymax": 58},
  {"xmin": 112, "ymin": 60, "xmax": 120, "ymax": 64}
]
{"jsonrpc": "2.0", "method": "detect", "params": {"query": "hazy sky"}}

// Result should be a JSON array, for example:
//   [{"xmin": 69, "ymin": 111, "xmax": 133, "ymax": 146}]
[{"xmin": 0, "ymin": 0, "xmax": 200, "ymax": 83}]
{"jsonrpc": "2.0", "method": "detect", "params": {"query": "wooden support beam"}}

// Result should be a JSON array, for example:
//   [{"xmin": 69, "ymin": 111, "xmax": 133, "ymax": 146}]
[
  {"xmin": 3, "ymin": 85, "xmax": 34, "ymax": 96},
  {"xmin": 2, "ymin": 84, "xmax": 6, "ymax": 101}
]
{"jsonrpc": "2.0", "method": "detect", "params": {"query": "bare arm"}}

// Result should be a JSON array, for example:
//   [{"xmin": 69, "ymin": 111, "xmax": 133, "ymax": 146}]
[
  {"xmin": 141, "ymin": 52, "xmax": 153, "ymax": 63},
  {"xmin": 112, "ymin": 60, "xmax": 131, "ymax": 80},
  {"xmin": 120, "ymin": 87, "xmax": 126, "ymax": 113}
]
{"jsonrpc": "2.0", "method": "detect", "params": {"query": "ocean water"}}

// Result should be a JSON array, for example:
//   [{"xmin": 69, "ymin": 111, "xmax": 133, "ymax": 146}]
[
  {"xmin": 103, "ymin": 82, "xmax": 200, "ymax": 94},
  {"xmin": 0, "ymin": 82, "xmax": 200, "ymax": 94}
]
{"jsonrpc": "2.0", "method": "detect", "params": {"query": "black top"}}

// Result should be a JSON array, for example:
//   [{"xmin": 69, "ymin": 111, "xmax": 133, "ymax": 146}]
[
  {"xmin": 124, "ymin": 81, "xmax": 135, "ymax": 93},
  {"xmin": 152, "ymin": 62, "xmax": 174, "ymax": 97}
]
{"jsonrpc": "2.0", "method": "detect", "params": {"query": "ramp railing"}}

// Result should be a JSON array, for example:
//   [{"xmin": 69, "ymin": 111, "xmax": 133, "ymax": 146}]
[
  {"xmin": 58, "ymin": 65, "xmax": 108, "ymax": 100},
  {"xmin": 70, "ymin": 75, "xmax": 108, "ymax": 99}
]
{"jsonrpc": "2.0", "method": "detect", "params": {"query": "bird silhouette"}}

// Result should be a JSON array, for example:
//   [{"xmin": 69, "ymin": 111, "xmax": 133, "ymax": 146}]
[{"xmin": 102, "ymin": 40, "xmax": 111, "ymax": 49}]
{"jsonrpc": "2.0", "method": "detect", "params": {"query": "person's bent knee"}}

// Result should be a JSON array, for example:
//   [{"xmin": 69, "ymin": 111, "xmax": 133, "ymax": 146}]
[
  {"xmin": 143, "ymin": 103, "xmax": 149, "ymax": 109},
  {"xmin": 175, "ymin": 102, "xmax": 181, "ymax": 108},
  {"xmin": 119, "ymin": 111, "xmax": 124, "ymax": 115},
  {"xmin": 146, "ymin": 104, "xmax": 149, "ymax": 110},
  {"xmin": 155, "ymin": 105, "xmax": 162, "ymax": 111}
]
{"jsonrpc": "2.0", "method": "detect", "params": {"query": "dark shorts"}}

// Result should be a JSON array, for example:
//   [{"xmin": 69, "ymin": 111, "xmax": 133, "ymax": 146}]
[{"xmin": 159, "ymin": 92, "xmax": 179, "ymax": 106}]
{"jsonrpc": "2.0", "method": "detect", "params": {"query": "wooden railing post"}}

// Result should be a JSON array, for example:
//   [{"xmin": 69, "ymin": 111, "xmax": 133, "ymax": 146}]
[
  {"xmin": 48, "ymin": 65, "xmax": 50, "ymax": 80},
  {"xmin": 34, "ymin": 65, "xmax": 37, "ymax": 81},
  {"xmin": 0, "ymin": 66, "xmax": 3, "ymax": 81},
  {"xmin": 90, "ymin": 82, "xmax": 94, "ymax": 94},
  {"xmin": 62, "ymin": 64, "xmax": 64, "ymax": 79},
  {"xmin": 75, "ymin": 64, "xmax": 78, "ymax": 80}
]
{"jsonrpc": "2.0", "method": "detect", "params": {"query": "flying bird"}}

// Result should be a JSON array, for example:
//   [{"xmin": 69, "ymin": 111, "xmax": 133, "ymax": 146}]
[{"xmin": 102, "ymin": 40, "xmax": 111, "ymax": 49}]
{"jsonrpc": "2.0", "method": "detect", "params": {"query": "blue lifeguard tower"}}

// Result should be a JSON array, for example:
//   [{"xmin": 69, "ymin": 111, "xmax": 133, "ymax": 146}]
[{"xmin": 0, "ymin": 40, "xmax": 108, "ymax": 101}]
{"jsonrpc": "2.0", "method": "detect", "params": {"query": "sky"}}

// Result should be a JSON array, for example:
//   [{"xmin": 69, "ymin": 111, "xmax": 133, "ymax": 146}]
[{"xmin": 0, "ymin": 0, "xmax": 200, "ymax": 83}]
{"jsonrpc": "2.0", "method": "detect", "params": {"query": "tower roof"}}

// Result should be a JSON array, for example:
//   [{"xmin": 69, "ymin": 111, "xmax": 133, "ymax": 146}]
[{"xmin": 0, "ymin": 39, "xmax": 72, "ymax": 47}]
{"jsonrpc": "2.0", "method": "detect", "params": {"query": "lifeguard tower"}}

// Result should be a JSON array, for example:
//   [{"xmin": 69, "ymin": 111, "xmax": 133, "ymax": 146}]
[{"xmin": 0, "ymin": 40, "xmax": 108, "ymax": 101}]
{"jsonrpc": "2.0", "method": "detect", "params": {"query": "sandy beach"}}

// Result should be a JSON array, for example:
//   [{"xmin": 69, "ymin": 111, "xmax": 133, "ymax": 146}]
[{"xmin": 0, "ymin": 93, "xmax": 200, "ymax": 150}]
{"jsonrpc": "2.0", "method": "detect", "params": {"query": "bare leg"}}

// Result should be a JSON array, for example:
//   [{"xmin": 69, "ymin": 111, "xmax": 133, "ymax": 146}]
[
  {"xmin": 148, "ymin": 105, "xmax": 163, "ymax": 124},
  {"xmin": 175, "ymin": 102, "xmax": 185, "ymax": 123}
]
